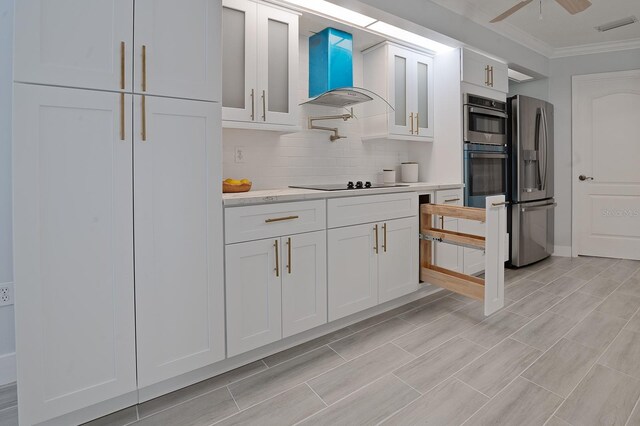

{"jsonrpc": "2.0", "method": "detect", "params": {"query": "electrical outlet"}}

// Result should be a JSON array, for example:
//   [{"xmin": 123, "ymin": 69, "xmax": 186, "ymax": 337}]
[
  {"xmin": 0, "ymin": 283, "xmax": 13, "ymax": 307},
  {"xmin": 234, "ymin": 146, "xmax": 246, "ymax": 163}
]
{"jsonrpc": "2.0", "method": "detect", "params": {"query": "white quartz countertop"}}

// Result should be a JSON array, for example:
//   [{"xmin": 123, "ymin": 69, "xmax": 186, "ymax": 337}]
[{"xmin": 222, "ymin": 182, "xmax": 464, "ymax": 206}]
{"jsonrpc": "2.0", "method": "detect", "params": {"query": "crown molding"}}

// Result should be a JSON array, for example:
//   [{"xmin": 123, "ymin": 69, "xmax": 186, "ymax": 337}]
[{"xmin": 551, "ymin": 38, "xmax": 640, "ymax": 58}]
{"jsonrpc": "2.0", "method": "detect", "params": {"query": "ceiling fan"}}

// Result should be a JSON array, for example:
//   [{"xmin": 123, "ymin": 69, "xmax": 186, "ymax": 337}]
[{"xmin": 490, "ymin": 0, "xmax": 592, "ymax": 23}]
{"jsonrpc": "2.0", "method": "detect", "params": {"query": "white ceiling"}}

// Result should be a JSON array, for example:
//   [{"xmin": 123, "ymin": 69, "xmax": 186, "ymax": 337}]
[{"xmin": 432, "ymin": 0, "xmax": 640, "ymax": 56}]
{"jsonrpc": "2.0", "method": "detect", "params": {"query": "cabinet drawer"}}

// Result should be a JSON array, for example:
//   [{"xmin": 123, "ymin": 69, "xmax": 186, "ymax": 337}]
[
  {"xmin": 327, "ymin": 192, "xmax": 418, "ymax": 229},
  {"xmin": 435, "ymin": 189, "xmax": 463, "ymax": 205},
  {"xmin": 225, "ymin": 200, "xmax": 326, "ymax": 244}
]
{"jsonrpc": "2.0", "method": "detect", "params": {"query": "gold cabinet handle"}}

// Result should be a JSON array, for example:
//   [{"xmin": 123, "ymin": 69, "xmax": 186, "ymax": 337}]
[
  {"xmin": 382, "ymin": 223, "xmax": 387, "ymax": 252},
  {"xmin": 409, "ymin": 112, "xmax": 414, "ymax": 134},
  {"xmin": 440, "ymin": 215, "xmax": 444, "ymax": 229},
  {"xmin": 491, "ymin": 66, "xmax": 494, "ymax": 87},
  {"xmin": 250, "ymin": 89, "xmax": 255, "ymax": 121},
  {"xmin": 265, "ymin": 215, "xmax": 299, "ymax": 223},
  {"xmin": 261, "ymin": 90, "xmax": 266, "ymax": 121},
  {"xmin": 120, "ymin": 93, "xmax": 125, "ymax": 141},
  {"xmin": 444, "ymin": 198, "xmax": 460, "ymax": 203},
  {"xmin": 142, "ymin": 45, "xmax": 147, "ymax": 92},
  {"xmin": 287, "ymin": 237, "xmax": 292, "ymax": 274},
  {"xmin": 141, "ymin": 95, "xmax": 147, "ymax": 141},
  {"xmin": 120, "ymin": 41, "xmax": 125, "ymax": 90},
  {"xmin": 274, "ymin": 239, "xmax": 280, "ymax": 277},
  {"xmin": 415, "ymin": 113, "xmax": 419, "ymax": 135},
  {"xmin": 485, "ymin": 65, "xmax": 490, "ymax": 86},
  {"xmin": 373, "ymin": 224, "xmax": 379, "ymax": 254}
]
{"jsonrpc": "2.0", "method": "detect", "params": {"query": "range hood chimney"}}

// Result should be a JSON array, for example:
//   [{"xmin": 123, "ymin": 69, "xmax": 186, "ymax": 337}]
[{"xmin": 304, "ymin": 27, "xmax": 377, "ymax": 108}]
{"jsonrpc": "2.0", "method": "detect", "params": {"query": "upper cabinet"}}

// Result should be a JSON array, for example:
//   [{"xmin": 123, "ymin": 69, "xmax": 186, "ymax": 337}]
[
  {"xmin": 362, "ymin": 42, "xmax": 434, "ymax": 141},
  {"xmin": 221, "ymin": 0, "xmax": 299, "ymax": 128},
  {"xmin": 14, "ymin": 0, "xmax": 221, "ymax": 102},
  {"xmin": 461, "ymin": 48, "xmax": 508, "ymax": 93}
]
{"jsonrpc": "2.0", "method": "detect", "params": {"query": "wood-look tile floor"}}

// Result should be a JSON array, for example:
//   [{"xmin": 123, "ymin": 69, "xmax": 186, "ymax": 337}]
[{"xmin": 3, "ymin": 256, "xmax": 640, "ymax": 426}]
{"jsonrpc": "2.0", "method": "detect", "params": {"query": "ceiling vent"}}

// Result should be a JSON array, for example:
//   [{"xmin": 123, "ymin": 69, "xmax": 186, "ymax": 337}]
[{"xmin": 595, "ymin": 16, "xmax": 638, "ymax": 32}]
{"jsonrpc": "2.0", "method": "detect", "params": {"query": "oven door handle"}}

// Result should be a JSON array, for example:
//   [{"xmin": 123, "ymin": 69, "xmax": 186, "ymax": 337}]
[
  {"xmin": 467, "ymin": 106, "xmax": 508, "ymax": 118},
  {"xmin": 468, "ymin": 153, "xmax": 508, "ymax": 159}
]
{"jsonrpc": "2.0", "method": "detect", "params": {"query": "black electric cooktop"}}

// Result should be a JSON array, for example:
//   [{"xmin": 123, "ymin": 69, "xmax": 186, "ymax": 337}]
[{"xmin": 289, "ymin": 181, "xmax": 409, "ymax": 191}]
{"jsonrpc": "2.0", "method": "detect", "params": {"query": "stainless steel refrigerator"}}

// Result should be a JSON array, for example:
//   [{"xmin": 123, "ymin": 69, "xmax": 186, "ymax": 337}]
[{"xmin": 507, "ymin": 95, "xmax": 555, "ymax": 267}]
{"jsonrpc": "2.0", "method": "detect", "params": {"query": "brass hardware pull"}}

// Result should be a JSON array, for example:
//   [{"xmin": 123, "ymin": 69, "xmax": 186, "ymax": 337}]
[
  {"xmin": 409, "ymin": 112, "xmax": 414, "ymax": 134},
  {"xmin": 373, "ymin": 224, "xmax": 379, "ymax": 254},
  {"xmin": 382, "ymin": 223, "xmax": 387, "ymax": 252},
  {"xmin": 261, "ymin": 90, "xmax": 266, "ymax": 121},
  {"xmin": 119, "ymin": 93, "xmax": 125, "ymax": 141},
  {"xmin": 120, "ymin": 41, "xmax": 125, "ymax": 90},
  {"xmin": 485, "ymin": 65, "xmax": 490, "ymax": 86},
  {"xmin": 141, "ymin": 95, "xmax": 147, "ymax": 141},
  {"xmin": 287, "ymin": 237, "xmax": 292, "ymax": 274},
  {"xmin": 440, "ymin": 216, "xmax": 444, "ymax": 229},
  {"xmin": 415, "ymin": 113, "xmax": 419, "ymax": 135},
  {"xmin": 250, "ymin": 89, "xmax": 255, "ymax": 121},
  {"xmin": 274, "ymin": 240, "xmax": 279, "ymax": 277},
  {"xmin": 444, "ymin": 198, "xmax": 460, "ymax": 203},
  {"xmin": 142, "ymin": 45, "xmax": 147, "ymax": 92},
  {"xmin": 265, "ymin": 215, "xmax": 299, "ymax": 223},
  {"xmin": 490, "ymin": 66, "xmax": 494, "ymax": 87},
  {"xmin": 491, "ymin": 201, "xmax": 510, "ymax": 206}
]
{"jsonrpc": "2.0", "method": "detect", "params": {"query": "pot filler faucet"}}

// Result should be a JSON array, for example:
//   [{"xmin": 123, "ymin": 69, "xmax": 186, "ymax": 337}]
[{"xmin": 308, "ymin": 109, "xmax": 354, "ymax": 142}]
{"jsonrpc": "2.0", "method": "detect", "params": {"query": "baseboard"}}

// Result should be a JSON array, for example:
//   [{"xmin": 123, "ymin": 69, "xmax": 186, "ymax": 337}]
[
  {"xmin": 0, "ymin": 352, "xmax": 16, "ymax": 386},
  {"xmin": 553, "ymin": 245, "xmax": 572, "ymax": 257}
]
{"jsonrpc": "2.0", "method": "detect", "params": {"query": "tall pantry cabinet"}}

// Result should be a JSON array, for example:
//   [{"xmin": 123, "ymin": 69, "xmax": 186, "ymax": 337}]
[{"xmin": 12, "ymin": 1, "xmax": 224, "ymax": 424}]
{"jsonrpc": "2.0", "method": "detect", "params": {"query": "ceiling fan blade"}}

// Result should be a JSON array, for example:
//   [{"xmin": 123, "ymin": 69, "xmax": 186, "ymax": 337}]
[
  {"xmin": 490, "ymin": 0, "xmax": 534, "ymax": 23},
  {"xmin": 555, "ymin": 0, "xmax": 592, "ymax": 15}
]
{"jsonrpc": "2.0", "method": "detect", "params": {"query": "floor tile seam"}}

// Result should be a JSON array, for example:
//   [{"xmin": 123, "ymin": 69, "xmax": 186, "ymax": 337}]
[
  {"xmin": 391, "ymin": 372, "xmax": 425, "ymax": 395},
  {"xmin": 625, "ymin": 393, "xmax": 640, "ymax": 426},
  {"xmin": 519, "ymin": 375, "xmax": 569, "ymax": 400},
  {"xmin": 137, "ymin": 363, "xmax": 272, "ymax": 421},
  {"xmin": 303, "ymin": 382, "xmax": 329, "ymax": 407},
  {"xmin": 398, "ymin": 296, "xmax": 476, "ymax": 327},
  {"xmin": 264, "ymin": 342, "xmax": 344, "ymax": 370},
  {"xmin": 546, "ymin": 300, "xmax": 640, "ymax": 425}
]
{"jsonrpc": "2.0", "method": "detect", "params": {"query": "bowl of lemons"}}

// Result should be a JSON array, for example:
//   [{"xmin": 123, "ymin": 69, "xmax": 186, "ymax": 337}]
[{"xmin": 223, "ymin": 178, "xmax": 252, "ymax": 193}]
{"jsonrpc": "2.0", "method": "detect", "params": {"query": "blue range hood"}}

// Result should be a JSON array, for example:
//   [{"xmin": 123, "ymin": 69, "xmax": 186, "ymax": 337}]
[{"xmin": 306, "ymin": 28, "xmax": 374, "ymax": 108}]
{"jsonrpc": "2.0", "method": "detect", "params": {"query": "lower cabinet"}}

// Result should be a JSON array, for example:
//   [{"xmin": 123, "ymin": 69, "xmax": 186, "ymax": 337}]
[
  {"xmin": 226, "ymin": 230, "xmax": 327, "ymax": 357},
  {"xmin": 328, "ymin": 216, "xmax": 419, "ymax": 321}
]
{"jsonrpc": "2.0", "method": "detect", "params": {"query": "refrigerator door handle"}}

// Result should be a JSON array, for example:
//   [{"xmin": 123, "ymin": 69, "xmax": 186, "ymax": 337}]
[
  {"xmin": 520, "ymin": 202, "xmax": 556, "ymax": 213},
  {"xmin": 540, "ymin": 107, "xmax": 548, "ymax": 192}
]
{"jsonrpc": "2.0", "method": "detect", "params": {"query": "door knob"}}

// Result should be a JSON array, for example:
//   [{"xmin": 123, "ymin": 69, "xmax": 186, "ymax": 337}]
[{"xmin": 578, "ymin": 175, "xmax": 594, "ymax": 181}]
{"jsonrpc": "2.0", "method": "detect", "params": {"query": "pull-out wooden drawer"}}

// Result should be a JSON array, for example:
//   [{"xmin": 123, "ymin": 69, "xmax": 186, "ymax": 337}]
[
  {"xmin": 327, "ymin": 192, "xmax": 418, "ymax": 229},
  {"xmin": 225, "ymin": 200, "xmax": 326, "ymax": 244}
]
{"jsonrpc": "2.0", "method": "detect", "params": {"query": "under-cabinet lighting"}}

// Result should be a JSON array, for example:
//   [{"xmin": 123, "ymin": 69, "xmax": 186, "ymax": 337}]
[
  {"xmin": 508, "ymin": 68, "xmax": 534, "ymax": 82},
  {"xmin": 365, "ymin": 21, "xmax": 453, "ymax": 53},
  {"xmin": 283, "ymin": 0, "xmax": 378, "ymax": 27}
]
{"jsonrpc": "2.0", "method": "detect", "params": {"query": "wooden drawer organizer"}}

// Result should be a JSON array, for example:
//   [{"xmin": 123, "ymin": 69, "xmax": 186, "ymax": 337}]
[{"xmin": 420, "ymin": 195, "xmax": 506, "ymax": 316}]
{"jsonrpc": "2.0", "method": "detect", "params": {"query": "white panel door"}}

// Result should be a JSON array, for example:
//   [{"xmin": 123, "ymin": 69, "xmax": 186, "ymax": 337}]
[
  {"xmin": 573, "ymin": 70, "xmax": 640, "ymax": 259},
  {"xmin": 221, "ymin": 0, "xmax": 257, "ymax": 122},
  {"xmin": 134, "ymin": 0, "xmax": 221, "ymax": 101},
  {"xmin": 134, "ymin": 96, "xmax": 224, "ymax": 386},
  {"xmin": 378, "ymin": 217, "xmax": 419, "ymax": 303},
  {"xmin": 414, "ymin": 53, "xmax": 434, "ymax": 139},
  {"xmin": 225, "ymin": 239, "xmax": 282, "ymax": 357},
  {"xmin": 256, "ymin": 4, "xmax": 298, "ymax": 125},
  {"xmin": 328, "ymin": 223, "xmax": 378, "ymax": 321},
  {"xmin": 14, "ymin": 0, "xmax": 133, "ymax": 92},
  {"xmin": 282, "ymin": 231, "xmax": 327, "ymax": 338},
  {"xmin": 13, "ymin": 84, "xmax": 136, "ymax": 425}
]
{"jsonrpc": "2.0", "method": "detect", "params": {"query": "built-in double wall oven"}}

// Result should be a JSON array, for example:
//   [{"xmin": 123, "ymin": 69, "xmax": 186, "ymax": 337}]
[{"xmin": 463, "ymin": 94, "xmax": 508, "ymax": 208}]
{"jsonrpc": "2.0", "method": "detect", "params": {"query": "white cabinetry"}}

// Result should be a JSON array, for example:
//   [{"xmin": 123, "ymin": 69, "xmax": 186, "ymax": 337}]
[
  {"xmin": 225, "ymin": 201, "xmax": 327, "ymax": 356},
  {"xmin": 13, "ymin": 84, "xmax": 137, "ymax": 426},
  {"xmin": 327, "ymin": 193, "xmax": 419, "ymax": 321},
  {"xmin": 133, "ymin": 97, "xmax": 224, "ymax": 387},
  {"xmin": 363, "ymin": 42, "xmax": 434, "ymax": 141},
  {"xmin": 221, "ymin": 0, "xmax": 298, "ymax": 128},
  {"xmin": 433, "ymin": 189, "xmax": 464, "ymax": 273},
  {"xmin": 15, "ymin": 0, "xmax": 221, "ymax": 102},
  {"xmin": 461, "ymin": 48, "xmax": 508, "ymax": 93}
]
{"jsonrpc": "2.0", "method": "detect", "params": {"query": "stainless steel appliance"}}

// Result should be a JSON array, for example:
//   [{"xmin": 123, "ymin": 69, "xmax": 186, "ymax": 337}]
[
  {"xmin": 463, "ymin": 143, "xmax": 508, "ymax": 208},
  {"xmin": 289, "ymin": 181, "xmax": 408, "ymax": 191},
  {"xmin": 463, "ymin": 94, "xmax": 508, "ymax": 146},
  {"xmin": 507, "ymin": 95, "xmax": 555, "ymax": 267}
]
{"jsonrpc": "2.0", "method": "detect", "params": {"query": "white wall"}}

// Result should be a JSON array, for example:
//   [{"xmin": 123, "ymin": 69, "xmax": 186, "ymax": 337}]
[
  {"xmin": 508, "ymin": 78, "xmax": 550, "ymax": 101},
  {"xmin": 549, "ymin": 49, "xmax": 640, "ymax": 252},
  {"xmin": 222, "ymin": 36, "xmax": 461, "ymax": 188},
  {"xmin": 0, "ymin": 0, "xmax": 15, "ymax": 385}
]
